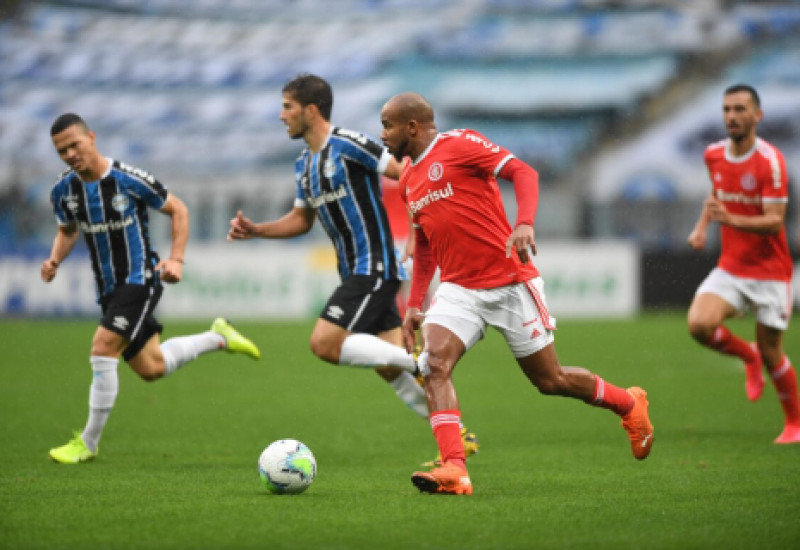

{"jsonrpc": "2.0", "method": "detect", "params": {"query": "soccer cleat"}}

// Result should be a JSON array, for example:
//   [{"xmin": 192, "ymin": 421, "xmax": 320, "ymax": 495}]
[
  {"xmin": 621, "ymin": 387, "xmax": 654, "ymax": 460},
  {"xmin": 421, "ymin": 426, "xmax": 480, "ymax": 468},
  {"xmin": 211, "ymin": 318, "xmax": 261, "ymax": 360},
  {"xmin": 774, "ymin": 423, "xmax": 800, "ymax": 444},
  {"xmin": 49, "ymin": 432, "xmax": 97, "ymax": 464},
  {"xmin": 744, "ymin": 342, "xmax": 765, "ymax": 402},
  {"xmin": 411, "ymin": 462, "xmax": 473, "ymax": 495}
]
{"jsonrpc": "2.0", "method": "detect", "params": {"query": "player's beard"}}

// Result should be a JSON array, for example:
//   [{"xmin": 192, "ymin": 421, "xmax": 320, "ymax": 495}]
[{"xmin": 389, "ymin": 137, "xmax": 409, "ymax": 161}]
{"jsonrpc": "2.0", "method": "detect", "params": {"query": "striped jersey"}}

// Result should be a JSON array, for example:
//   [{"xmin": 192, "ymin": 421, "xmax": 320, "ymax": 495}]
[
  {"xmin": 704, "ymin": 137, "xmax": 792, "ymax": 281},
  {"xmin": 50, "ymin": 158, "xmax": 168, "ymax": 301},
  {"xmin": 294, "ymin": 126, "xmax": 401, "ymax": 281}
]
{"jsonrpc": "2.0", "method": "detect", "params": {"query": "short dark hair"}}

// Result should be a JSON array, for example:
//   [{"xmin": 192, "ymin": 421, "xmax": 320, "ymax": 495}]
[
  {"xmin": 282, "ymin": 73, "xmax": 333, "ymax": 121},
  {"xmin": 724, "ymin": 84, "xmax": 760, "ymax": 108},
  {"xmin": 50, "ymin": 113, "xmax": 89, "ymax": 136}
]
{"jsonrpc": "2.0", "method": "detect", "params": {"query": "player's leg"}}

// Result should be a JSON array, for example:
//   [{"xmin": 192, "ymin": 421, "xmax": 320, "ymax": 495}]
[
  {"xmin": 309, "ymin": 276, "xmax": 417, "ymax": 373},
  {"xmin": 753, "ymin": 289, "xmax": 800, "ymax": 443},
  {"xmin": 48, "ymin": 325, "xmax": 126, "ymax": 464},
  {"xmin": 410, "ymin": 322, "xmax": 473, "ymax": 495},
  {"xmin": 499, "ymin": 278, "xmax": 653, "ymax": 460},
  {"xmin": 375, "ymin": 327, "xmax": 429, "ymax": 418},
  {"xmin": 688, "ymin": 270, "xmax": 763, "ymax": 400}
]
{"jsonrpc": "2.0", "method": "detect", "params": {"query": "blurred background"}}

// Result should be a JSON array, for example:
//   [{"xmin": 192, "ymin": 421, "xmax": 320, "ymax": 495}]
[{"xmin": 1, "ymin": 0, "xmax": 798, "ymax": 319}]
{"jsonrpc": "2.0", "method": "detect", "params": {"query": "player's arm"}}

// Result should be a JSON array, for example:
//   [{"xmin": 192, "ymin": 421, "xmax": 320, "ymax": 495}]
[
  {"xmin": 498, "ymin": 158, "xmax": 539, "ymax": 263},
  {"xmin": 707, "ymin": 198, "xmax": 786, "ymax": 234},
  {"xmin": 156, "ymin": 193, "xmax": 189, "ymax": 283},
  {"xmin": 41, "ymin": 223, "xmax": 79, "ymax": 282},
  {"xmin": 688, "ymin": 192, "xmax": 713, "ymax": 250},
  {"xmin": 402, "ymin": 226, "xmax": 436, "ymax": 353},
  {"xmin": 228, "ymin": 206, "xmax": 315, "ymax": 241}
]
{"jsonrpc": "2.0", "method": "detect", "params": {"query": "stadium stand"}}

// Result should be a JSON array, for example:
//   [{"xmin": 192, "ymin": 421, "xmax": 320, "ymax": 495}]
[{"xmin": 1, "ymin": 0, "xmax": 798, "ymax": 248}]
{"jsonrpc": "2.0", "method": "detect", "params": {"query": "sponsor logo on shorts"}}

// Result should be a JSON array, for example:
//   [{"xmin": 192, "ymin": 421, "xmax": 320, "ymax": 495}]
[
  {"xmin": 326, "ymin": 305, "xmax": 344, "ymax": 320},
  {"xmin": 113, "ymin": 316, "xmax": 129, "ymax": 331}
]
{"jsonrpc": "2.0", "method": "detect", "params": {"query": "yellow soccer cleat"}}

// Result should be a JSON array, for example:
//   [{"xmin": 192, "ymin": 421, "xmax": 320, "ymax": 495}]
[
  {"xmin": 211, "ymin": 318, "xmax": 261, "ymax": 360},
  {"xmin": 49, "ymin": 432, "xmax": 97, "ymax": 464},
  {"xmin": 421, "ymin": 426, "xmax": 480, "ymax": 468}
]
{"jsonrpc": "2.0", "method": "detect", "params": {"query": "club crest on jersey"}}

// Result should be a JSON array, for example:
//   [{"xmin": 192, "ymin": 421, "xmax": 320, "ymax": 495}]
[
  {"xmin": 323, "ymin": 158, "xmax": 337, "ymax": 179},
  {"xmin": 740, "ymin": 173, "xmax": 757, "ymax": 191},
  {"xmin": 428, "ymin": 162, "xmax": 444, "ymax": 182},
  {"xmin": 111, "ymin": 193, "xmax": 129, "ymax": 213}
]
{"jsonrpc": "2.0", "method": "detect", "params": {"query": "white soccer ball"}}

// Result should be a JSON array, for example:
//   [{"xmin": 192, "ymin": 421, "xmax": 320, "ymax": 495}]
[{"xmin": 258, "ymin": 439, "xmax": 316, "ymax": 494}]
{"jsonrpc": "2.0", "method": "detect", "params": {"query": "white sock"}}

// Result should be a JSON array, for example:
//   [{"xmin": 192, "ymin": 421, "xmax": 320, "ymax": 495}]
[
  {"xmin": 388, "ymin": 371, "xmax": 429, "ymax": 418},
  {"xmin": 161, "ymin": 331, "xmax": 225, "ymax": 376},
  {"xmin": 81, "ymin": 356, "xmax": 119, "ymax": 452},
  {"xmin": 339, "ymin": 334, "xmax": 417, "ymax": 373}
]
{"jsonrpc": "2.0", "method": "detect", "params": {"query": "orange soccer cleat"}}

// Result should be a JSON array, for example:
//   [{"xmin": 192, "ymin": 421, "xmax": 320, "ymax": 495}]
[
  {"xmin": 744, "ymin": 342, "xmax": 765, "ymax": 402},
  {"xmin": 774, "ymin": 423, "xmax": 800, "ymax": 444},
  {"xmin": 411, "ymin": 462, "xmax": 473, "ymax": 495},
  {"xmin": 621, "ymin": 387, "xmax": 654, "ymax": 460}
]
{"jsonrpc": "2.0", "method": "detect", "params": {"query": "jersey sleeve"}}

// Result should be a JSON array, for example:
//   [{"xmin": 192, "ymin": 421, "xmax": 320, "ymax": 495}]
[
  {"xmin": 50, "ymin": 178, "xmax": 73, "ymax": 226},
  {"xmin": 761, "ymin": 146, "xmax": 789, "ymax": 203},
  {"xmin": 117, "ymin": 162, "xmax": 168, "ymax": 209},
  {"xmin": 456, "ymin": 130, "xmax": 515, "ymax": 177},
  {"xmin": 332, "ymin": 127, "xmax": 387, "ymax": 173}
]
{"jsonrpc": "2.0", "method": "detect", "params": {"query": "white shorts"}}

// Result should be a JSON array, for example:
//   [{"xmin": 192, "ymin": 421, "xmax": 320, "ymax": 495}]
[
  {"xmin": 696, "ymin": 267, "xmax": 793, "ymax": 330},
  {"xmin": 422, "ymin": 278, "xmax": 556, "ymax": 358}
]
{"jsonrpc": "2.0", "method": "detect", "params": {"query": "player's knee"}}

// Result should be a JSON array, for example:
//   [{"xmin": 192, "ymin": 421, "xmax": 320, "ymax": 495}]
[
  {"xmin": 687, "ymin": 319, "xmax": 714, "ymax": 343},
  {"xmin": 308, "ymin": 335, "xmax": 338, "ymax": 364}
]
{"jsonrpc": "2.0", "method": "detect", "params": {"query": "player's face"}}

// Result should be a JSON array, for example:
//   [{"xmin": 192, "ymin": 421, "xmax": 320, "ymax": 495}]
[
  {"xmin": 51, "ymin": 124, "xmax": 96, "ymax": 174},
  {"xmin": 722, "ymin": 91, "xmax": 761, "ymax": 142},
  {"xmin": 280, "ymin": 94, "xmax": 310, "ymax": 140},
  {"xmin": 380, "ymin": 107, "xmax": 409, "ymax": 162}
]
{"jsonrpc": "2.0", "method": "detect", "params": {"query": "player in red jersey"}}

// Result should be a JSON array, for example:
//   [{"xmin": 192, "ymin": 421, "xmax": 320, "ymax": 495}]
[
  {"xmin": 379, "ymin": 92, "xmax": 654, "ymax": 495},
  {"xmin": 688, "ymin": 84, "xmax": 799, "ymax": 444}
]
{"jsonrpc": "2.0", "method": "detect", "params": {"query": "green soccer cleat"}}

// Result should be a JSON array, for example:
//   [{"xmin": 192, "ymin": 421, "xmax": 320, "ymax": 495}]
[
  {"xmin": 49, "ymin": 432, "xmax": 97, "ymax": 464},
  {"xmin": 211, "ymin": 318, "xmax": 261, "ymax": 360}
]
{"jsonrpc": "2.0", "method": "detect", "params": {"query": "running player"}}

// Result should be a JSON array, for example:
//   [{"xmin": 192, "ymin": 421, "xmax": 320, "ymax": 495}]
[
  {"xmin": 379, "ymin": 92, "xmax": 654, "ymax": 495},
  {"xmin": 44, "ymin": 113, "xmax": 261, "ymax": 464},
  {"xmin": 687, "ymin": 84, "xmax": 799, "ymax": 444},
  {"xmin": 227, "ymin": 74, "xmax": 479, "ymax": 459}
]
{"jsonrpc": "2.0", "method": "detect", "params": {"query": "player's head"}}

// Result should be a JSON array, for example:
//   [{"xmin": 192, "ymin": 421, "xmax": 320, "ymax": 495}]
[
  {"xmin": 50, "ymin": 113, "xmax": 99, "ymax": 174},
  {"xmin": 722, "ymin": 84, "xmax": 762, "ymax": 143},
  {"xmin": 380, "ymin": 92, "xmax": 436, "ymax": 161},
  {"xmin": 281, "ymin": 74, "xmax": 333, "ymax": 140}
]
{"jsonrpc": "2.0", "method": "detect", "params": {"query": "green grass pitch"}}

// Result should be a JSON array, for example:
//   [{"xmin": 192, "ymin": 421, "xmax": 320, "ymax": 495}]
[{"xmin": 1, "ymin": 313, "xmax": 799, "ymax": 549}]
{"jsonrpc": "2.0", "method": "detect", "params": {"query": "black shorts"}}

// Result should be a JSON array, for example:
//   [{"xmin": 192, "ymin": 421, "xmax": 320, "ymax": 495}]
[
  {"xmin": 320, "ymin": 275, "xmax": 401, "ymax": 335},
  {"xmin": 99, "ymin": 284, "xmax": 164, "ymax": 361}
]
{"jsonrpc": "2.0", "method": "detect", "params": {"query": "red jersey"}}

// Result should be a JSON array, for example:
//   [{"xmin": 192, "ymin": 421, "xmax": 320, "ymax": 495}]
[
  {"xmin": 704, "ymin": 137, "xmax": 792, "ymax": 282},
  {"xmin": 399, "ymin": 129, "xmax": 538, "ymax": 289}
]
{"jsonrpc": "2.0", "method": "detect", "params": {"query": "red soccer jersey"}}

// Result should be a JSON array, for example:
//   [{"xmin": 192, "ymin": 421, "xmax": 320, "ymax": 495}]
[
  {"xmin": 704, "ymin": 137, "xmax": 792, "ymax": 281},
  {"xmin": 399, "ymin": 129, "xmax": 539, "ymax": 289}
]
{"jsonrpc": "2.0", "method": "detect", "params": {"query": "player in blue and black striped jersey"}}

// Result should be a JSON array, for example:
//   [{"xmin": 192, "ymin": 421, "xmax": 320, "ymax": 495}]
[
  {"xmin": 43, "ymin": 113, "xmax": 261, "ymax": 465},
  {"xmin": 228, "ymin": 75, "xmax": 480, "ymax": 465}
]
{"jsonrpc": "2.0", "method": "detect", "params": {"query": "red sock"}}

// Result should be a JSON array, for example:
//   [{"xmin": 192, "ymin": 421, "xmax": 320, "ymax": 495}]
[
  {"xmin": 709, "ymin": 326, "xmax": 757, "ymax": 362},
  {"xmin": 430, "ymin": 409, "xmax": 466, "ymax": 470},
  {"xmin": 591, "ymin": 376, "xmax": 635, "ymax": 416},
  {"xmin": 769, "ymin": 357, "xmax": 800, "ymax": 424}
]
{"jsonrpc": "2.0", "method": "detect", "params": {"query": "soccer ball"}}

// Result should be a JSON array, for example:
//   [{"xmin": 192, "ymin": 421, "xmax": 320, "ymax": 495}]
[{"xmin": 258, "ymin": 439, "xmax": 316, "ymax": 494}]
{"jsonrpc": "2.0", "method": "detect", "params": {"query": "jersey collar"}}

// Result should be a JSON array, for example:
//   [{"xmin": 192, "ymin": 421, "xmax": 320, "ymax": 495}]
[{"xmin": 411, "ymin": 134, "xmax": 441, "ymax": 166}]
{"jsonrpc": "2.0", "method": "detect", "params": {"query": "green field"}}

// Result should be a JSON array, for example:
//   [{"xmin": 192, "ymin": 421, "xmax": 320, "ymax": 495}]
[{"xmin": 2, "ymin": 313, "xmax": 799, "ymax": 549}]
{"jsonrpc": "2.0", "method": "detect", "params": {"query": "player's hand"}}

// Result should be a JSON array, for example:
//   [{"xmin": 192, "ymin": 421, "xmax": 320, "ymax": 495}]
[
  {"xmin": 505, "ymin": 224, "xmax": 536, "ymax": 264},
  {"xmin": 402, "ymin": 307, "xmax": 425, "ymax": 353},
  {"xmin": 155, "ymin": 258, "xmax": 183, "ymax": 283},
  {"xmin": 41, "ymin": 258, "xmax": 59, "ymax": 283},
  {"xmin": 228, "ymin": 210, "xmax": 256, "ymax": 241},
  {"xmin": 705, "ymin": 196, "xmax": 730, "ymax": 225},
  {"xmin": 687, "ymin": 228, "xmax": 706, "ymax": 250},
  {"xmin": 400, "ymin": 236, "xmax": 415, "ymax": 262}
]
